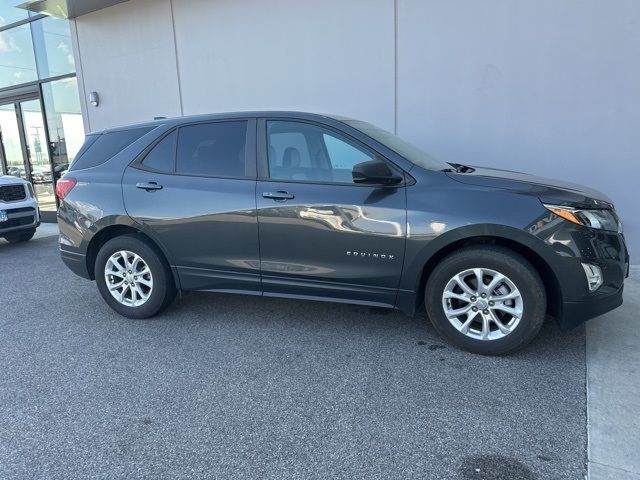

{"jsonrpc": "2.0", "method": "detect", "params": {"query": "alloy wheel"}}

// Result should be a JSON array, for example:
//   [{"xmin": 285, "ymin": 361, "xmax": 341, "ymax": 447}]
[
  {"xmin": 441, "ymin": 267, "xmax": 524, "ymax": 341},
  {"xmin": 104, "ymin": 250, "xmax": 153, "ymax": 307}
]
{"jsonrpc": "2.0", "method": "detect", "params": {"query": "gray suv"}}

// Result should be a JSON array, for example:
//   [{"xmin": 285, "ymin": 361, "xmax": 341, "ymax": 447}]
[{"xmin": 57, "ymin": 112, "xmax": 628, "ymax": 354}]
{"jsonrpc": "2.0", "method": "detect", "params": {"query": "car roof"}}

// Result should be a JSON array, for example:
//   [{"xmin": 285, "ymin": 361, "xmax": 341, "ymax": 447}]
[{"xmin": 95, "ymin": 111, "xmax": 350, "ymax": 135}]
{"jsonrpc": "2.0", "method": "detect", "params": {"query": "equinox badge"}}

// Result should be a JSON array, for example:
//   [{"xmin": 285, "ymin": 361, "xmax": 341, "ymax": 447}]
[{"xmin": 347, "ymin": 251, "xmax": 395, "ymax": 260}]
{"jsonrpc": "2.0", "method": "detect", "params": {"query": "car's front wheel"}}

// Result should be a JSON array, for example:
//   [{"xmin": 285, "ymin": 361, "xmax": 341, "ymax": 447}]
[
  {"xmin": 95, "ymin": 234, "xmax": 176, "ymax": 318},
  {"xmin": 425, "ymin": 246, "xmax": 546, "ymax": 355}
]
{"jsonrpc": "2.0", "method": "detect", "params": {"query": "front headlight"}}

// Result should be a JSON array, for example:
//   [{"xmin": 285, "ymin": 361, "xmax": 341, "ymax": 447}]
[
  {"xmin": 544, "ymin": 204, "xmax": 620, "ymax": 232},
  {"xmin": 26, "ymin": 182, "xmax": 35, "ymax": 198}
]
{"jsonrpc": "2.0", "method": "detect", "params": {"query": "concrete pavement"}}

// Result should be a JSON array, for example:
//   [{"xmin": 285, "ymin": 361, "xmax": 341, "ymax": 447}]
[
  {"xmin": 587, "ymin": 266, "xmax": 640, "ymax": 480},
  {"xmin": 32, "ymin": 221, "xmax": 58, "ymax": 240},
  {"xmin": 0, "ymin": 234, "xmax": 588, "ymax": 479}
]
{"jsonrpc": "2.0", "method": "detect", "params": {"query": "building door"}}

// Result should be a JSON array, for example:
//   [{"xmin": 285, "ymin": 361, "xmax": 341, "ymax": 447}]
[{"xmin": 0, "ymin": 97, "xmax": 55, "ymax": 217}]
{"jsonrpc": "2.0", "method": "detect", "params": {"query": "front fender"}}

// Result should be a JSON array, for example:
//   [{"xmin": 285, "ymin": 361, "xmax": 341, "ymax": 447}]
[{"xmin": 396, "ymin": 223, "xmax": 576, "ymax": 315}]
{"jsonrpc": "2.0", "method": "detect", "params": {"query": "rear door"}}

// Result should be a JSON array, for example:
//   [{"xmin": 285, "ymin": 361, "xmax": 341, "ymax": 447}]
[
  {"xmin": 256, "ymin": 119, "xmax": 407, "ymax": 307},
  {"xmin": 123, "ymin": 119, "xmax": 261, "ymax": 294}
]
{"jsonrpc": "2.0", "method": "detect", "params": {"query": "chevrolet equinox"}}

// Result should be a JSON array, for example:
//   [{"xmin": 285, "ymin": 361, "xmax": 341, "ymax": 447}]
[{"xmin": 57, "ymin": 112, "xmax": 629, "ymax": 354}]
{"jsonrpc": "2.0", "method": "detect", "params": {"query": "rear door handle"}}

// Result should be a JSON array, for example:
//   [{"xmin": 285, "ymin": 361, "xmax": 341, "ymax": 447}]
[
  {"xmin": 136, "ymin": 182, "xmax": 163, "ymax": 191},
  {"xmin": 262, "ymin": 191, "xmax": 294, "ymax": 200}
]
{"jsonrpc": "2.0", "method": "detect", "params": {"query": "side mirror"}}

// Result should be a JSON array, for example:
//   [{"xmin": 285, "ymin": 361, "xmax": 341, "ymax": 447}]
[{"xmin": 352, "ymin": 159, "xmax": 403, "ymax": 185}]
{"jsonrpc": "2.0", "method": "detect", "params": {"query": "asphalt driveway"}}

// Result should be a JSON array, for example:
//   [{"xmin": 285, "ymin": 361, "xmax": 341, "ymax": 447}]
[{"xmin": 0, "ymin": 235, "xmax": 587, "ymax": 479}]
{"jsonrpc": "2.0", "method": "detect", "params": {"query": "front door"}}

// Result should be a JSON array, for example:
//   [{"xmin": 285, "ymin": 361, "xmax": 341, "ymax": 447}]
[
  {"xmin": 122, "ymin": 119, "xmax": 261, "ymax": 294},
  {"xmin": 256, "ymin": 119, "xmax": 407, "ymax": 307},
  {"xmin": 0, "ymin": 98, "xmax": 55, "ymax": 214}
]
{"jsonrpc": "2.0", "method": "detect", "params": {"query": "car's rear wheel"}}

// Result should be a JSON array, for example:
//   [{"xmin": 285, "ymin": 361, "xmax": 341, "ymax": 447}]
[
  {"xmin": 425, "ymin": 246, "xmax": 546, "ymax": 355},
  {"xmin": 3, "ymin": 229, "xmax": 36, "ymax": 243},
  {"xmin": 95, "ymin": 234, "xmax": 176, "ymax": 318}
]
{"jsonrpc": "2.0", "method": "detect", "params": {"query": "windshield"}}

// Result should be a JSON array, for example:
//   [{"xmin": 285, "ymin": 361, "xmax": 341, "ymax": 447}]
[{"xmin": 342, "ymin": 119, "xmax": 450, "ymax": 171}]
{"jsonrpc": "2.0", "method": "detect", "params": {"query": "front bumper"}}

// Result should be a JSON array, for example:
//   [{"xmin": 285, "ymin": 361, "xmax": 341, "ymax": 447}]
[
  {"xmin": 0, "ymin": 206, "xmax": 40, "ymax": 235},
  {"xmin": 541, "ymin": 221, "xmax": 629, "ymax": 330},
  {"xmin": 559, "ymin": 284, "xmax": 624, "ymax": 330}
]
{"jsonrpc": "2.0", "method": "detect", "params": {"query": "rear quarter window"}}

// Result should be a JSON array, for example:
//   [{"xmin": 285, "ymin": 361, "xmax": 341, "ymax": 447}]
[
  {"xmin": 69, "ymin": 126, "xmax": 153, "ymax": 171},
  {"xmin": 140, "ymin": 130, "xmax": 177, "ymax": 173}
]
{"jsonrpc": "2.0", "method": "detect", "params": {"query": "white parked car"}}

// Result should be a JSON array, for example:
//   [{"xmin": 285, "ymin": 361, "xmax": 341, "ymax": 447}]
[{"xmin": 0, "ymin": 175, "xmax": 40, "ymax": 243}]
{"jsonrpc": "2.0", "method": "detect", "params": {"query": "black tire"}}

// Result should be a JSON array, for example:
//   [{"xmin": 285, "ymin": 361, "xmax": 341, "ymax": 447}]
[
  {"xmin": 3, "ymin": 229, "xmax": 36, "ymax": 243},
  {"xmin": 425, "ymin": 246, "xmax": 546, "ymax": 355},
  {"xmin": 95, "ymin": 234, "xmax": 176, "ymax": 319}
]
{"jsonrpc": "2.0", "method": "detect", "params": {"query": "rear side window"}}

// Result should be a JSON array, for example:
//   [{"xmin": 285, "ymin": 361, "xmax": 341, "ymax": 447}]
[
  {"xmin": 69, "ymin": 126, "xmax": 153, "ymax": 171},
  {"xmin": 141, "ymin": 130, "xmax": 176, "ymax": 173},
  {"xmin": 176, "ymin": 121, "xmax": 248, "ymax": 177}
]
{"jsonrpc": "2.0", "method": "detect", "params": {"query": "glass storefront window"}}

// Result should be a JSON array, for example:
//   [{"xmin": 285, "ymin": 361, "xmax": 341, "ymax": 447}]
[
  {"xmin": 1, "ymin": 9, "xmax": 82, "ymax": 217},
  {"xmin": 0, "ymin": 103, "xmax": 27, "ymax": 179},
  {"xmin": 0, "ymin": 24, "xmax": 38, "ymax": 88},
  {"xmin": 31, "ymin": 16, "xmax": 76, "ymax": 79},
  {"xmin": 0, "ymin": 4, "xmax": 28, "ymax": 27},
  {"xmin": 21, "ymin": 98, "xmax": 56, "ymax": 211},
  {"xmin": 41, "ymin": 77, "xmax": 85, "ymax": 182}
]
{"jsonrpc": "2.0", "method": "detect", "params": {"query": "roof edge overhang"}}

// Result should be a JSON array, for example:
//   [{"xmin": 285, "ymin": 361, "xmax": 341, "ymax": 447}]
[{"xmin": 16, "ymin": 0, "xmax": 129, "ymax": 19}]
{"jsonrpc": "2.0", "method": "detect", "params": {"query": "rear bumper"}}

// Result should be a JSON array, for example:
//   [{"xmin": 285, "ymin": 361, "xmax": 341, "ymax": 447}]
[
  {"xmin": 558, "ymin": 285, "xmax": 624, "ymax": 330},
  {"xmin": 60, "ymin": 246, "xmax": 91, "ymax": 279}
]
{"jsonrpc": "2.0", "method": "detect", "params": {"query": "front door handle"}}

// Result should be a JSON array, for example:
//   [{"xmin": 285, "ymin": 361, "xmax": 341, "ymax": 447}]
[
  {"xmin": 136, "ymin": 182, "xmax": 163, "ymax": 191},
  {"xmin": 262, "ymin": 191, "xmax": 294, "ymax": 200}
]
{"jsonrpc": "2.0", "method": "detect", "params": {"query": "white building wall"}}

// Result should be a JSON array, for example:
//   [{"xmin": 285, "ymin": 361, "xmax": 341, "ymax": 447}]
[
  {"xmin": 397, "ymin": 0, "xmax": 640, "ymax": 260},
  {"xmin": 73, "ymin": 0, "xmax": 181, "ymax": 131},
  {"xmin": 171, "ymin": 0, "xmax": 395, "ymax": 132},
  {"xmin": 73, "ymin": 0, "xmax": 640, "ymax": 259}
]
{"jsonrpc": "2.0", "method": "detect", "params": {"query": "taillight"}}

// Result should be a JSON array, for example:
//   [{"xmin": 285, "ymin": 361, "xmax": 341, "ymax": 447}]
[{"xmin": 55, "ymin": 178, "xmax": 77, "ymax": 200}]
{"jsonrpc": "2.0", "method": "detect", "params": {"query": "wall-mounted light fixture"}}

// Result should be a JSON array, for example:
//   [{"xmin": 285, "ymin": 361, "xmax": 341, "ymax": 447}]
[{"xmin": 89, "ymin": 91, "xmax": 99, "ymax": 107}]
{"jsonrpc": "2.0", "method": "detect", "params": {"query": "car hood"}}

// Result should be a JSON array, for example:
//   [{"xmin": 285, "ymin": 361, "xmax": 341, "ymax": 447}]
[
  {"xmin": 446, "ymin": 166, "xmax": 614, "ymax": 209},
  {"xmin": 0, "ymin": 175, "xmax": 27, "ymax": 186}
]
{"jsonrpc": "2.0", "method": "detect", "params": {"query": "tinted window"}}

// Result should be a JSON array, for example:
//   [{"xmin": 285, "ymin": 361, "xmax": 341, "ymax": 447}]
[
  {"xmin": 69, "ymin": 127, "xmax": 153, "ymax": 171},
  {"xmin": 141, "ymin": 130, "xmax": 176, "ymax": 173},
  {"xmin": 176, "ymin": 121, "xmax": 248, "ymax": 177},
  {"xmin": 267, "ymin": 121, "xmax": 375, "ymax": 183}
]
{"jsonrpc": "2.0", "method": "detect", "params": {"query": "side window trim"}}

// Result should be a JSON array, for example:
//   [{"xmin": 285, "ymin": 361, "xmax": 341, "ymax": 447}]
[
  {"xmin": 257, "ymin": 117, "xmax": 406, "ymax": 186},
  {"xmin": 132, "ymin": 118, "xmax": 257, "ymax": 179}
]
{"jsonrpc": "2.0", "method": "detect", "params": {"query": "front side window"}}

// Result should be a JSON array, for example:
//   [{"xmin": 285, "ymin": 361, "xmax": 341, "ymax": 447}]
[
  {"xmin": 176, "ymin": 121, "xmax": 248, "ymax": 177},
  {"xmin": 267, "ymin": 121, "xmax": 375, "ymax": 184}
]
